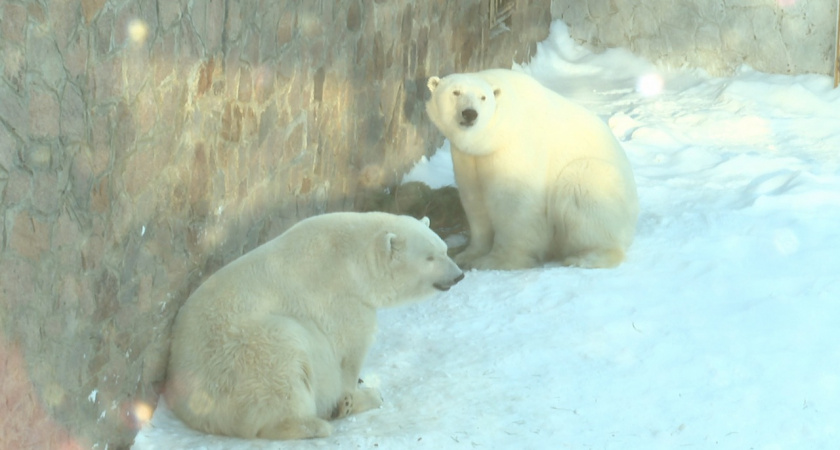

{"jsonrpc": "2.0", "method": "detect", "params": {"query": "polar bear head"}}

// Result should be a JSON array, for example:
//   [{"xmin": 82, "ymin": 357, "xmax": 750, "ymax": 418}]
[
  {"xmin": 426, "ymin": 73, "xmax": 501, "ymax": 155},
  {"xmin": 373, "ymin": 215, "xmax": 464, "ymax": 307}
]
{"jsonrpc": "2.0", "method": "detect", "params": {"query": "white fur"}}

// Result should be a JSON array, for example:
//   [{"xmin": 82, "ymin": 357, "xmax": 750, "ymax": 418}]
[
  {"xmin": 165, "ymin": 212, "xmax": 463, "ymax": 440},
  {"xmin": 426, "ymin": 69, "xmax": 639, "ymax": 269}
]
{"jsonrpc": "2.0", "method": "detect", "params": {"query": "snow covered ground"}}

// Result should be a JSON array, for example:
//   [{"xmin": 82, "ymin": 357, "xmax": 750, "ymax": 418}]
[{"xmin": 133, "ymin": 21, "xmax": 840, "ymax": 449}]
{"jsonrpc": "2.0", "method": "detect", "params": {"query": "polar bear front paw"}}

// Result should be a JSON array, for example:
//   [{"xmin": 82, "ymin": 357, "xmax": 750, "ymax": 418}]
[{"xmin": 454, "ymin": 247, "xmax": 489, "ymax": 268}]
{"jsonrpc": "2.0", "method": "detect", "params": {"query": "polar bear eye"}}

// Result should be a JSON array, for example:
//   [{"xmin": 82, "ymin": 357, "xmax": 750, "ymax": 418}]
[
  {"xmin": 481, "ymin": 95, "xmax": 486, "ymax": 101},
  {"xmin": 452, "ymin": 90, "xmax": 460, "ymax": 96},
  {"xmin": 426, "ymin": 255, "xmax": 434, "ymax": 261}
]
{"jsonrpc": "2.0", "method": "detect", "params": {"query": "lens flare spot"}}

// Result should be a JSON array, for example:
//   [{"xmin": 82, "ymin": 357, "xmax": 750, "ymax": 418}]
[
  {"xmin": 636, "ymin": 73, "xmax": 664, "ymax": 97},
  {"xmin": 128, "ymin": 19, "xmax": 149, "ymax": 45},
  {"xmin": 133, "ymin": 401, "xmax": 154, "ymax": 427}
]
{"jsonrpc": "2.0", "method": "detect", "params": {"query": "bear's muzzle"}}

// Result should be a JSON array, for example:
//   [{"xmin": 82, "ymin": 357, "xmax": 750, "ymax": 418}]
[{"xmin": 433, "ymin": 272, "xmax": 465, "ymax": 291}]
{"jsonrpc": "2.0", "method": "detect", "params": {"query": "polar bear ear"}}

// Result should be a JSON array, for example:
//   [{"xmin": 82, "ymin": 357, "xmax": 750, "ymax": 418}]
[
  {"xmin": 383, "ymin": 232, "xmax": 406, "ymax": 258},
  {"xmin": 420, "ymin": 216, "xmax": 430, "ymax": 227},
  {"xmin": 427, "ymin": 76, "xmax": 441, "ymax": 93}
]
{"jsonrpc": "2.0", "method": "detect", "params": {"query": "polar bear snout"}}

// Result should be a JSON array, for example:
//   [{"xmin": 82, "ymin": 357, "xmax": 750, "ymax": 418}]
[
  {"xmin": 433, "ymin": 272, "xmax": 465, "ymax": 291},
  {"xmin": 460, "ymin": 108, "xmax": 478, "ymax": 126}
]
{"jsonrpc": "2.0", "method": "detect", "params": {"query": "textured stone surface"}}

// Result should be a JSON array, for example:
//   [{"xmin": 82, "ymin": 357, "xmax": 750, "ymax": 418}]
[
  {"xmin": 0, "ymin": 0, "xmax": 549, "ymax": 447},
  {"xmin": 552, "ymin": 0, "xmax": 837, "ymax": 76}
]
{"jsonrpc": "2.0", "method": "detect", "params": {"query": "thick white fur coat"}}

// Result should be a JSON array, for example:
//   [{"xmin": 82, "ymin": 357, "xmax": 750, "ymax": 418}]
[
  {"xmin": 166, "ymin": 212, "xmax": 463, "ymax": 439},
  {"xmin": 426, "ymin": 69, "xmax": 639, "ymax": 269}
]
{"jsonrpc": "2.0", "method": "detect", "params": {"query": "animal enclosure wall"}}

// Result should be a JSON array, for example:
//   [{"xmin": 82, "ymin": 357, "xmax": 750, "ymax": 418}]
[
  {"xmin": 552, "ymin": 0, "xmax": 838, "ymax": 76},
  {"xmin": 3, "ymin": 0, "xmax": 836, "ymax": 448},
  {"xmin": 0, "ymin": 0, "xmax": 549, "ymax": 447}
]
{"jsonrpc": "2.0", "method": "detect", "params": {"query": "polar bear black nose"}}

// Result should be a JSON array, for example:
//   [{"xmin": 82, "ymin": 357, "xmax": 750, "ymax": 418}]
[
  {"xmin": 433, "ymin": 272, "xmax": 465, "ymax": 291},
  {"xmin": 461, "ymin": 108, "xmax": 478, "ymax": 124}
]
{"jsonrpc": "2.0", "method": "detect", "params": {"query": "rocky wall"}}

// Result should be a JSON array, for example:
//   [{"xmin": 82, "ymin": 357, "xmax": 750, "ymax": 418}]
[
  {"xmin": 552, "ymin": 0, "xmax": 837, "ymax": 76},
  {"xmin": 0, "ymin": 0, "xmax": 550, "ymax": 447}
]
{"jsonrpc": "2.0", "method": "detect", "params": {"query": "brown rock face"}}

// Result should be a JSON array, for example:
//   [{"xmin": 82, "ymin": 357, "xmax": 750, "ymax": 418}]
[{"xmin": 0, "ymin": 0, "xmax": 549, "ymax": 447}]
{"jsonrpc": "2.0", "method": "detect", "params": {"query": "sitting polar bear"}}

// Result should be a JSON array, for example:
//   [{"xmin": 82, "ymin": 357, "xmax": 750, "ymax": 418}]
[
  {"xmin": 426, "ymin": 69, "xmax": 639, "ymax": 270},
  {"xmin": 165, "ymin": 212, "xmax": 464, "ymax": 440}
]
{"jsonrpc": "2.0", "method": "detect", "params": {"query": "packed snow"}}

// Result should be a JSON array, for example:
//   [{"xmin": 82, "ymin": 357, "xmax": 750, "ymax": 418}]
[{"xmin": 133, "ymin": 21, "xmax": 840, "ymax": 449}]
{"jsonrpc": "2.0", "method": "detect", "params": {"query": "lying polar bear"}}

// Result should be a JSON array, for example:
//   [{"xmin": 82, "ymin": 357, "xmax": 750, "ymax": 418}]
[{"xmin": 165, "ymin": 212, "xmax": 464, "ymax": 439}]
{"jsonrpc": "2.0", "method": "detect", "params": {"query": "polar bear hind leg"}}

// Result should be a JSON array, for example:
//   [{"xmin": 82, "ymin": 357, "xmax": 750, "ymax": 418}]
[
  {"xmin": 551, "ymin": 159, "xmax": 635, "ymax": 268},
  {"xmin": 331, "ymin": 387, "xmax": 383, "ymax": 419},
  {"xmin": 242, "ymin": 316, "xmax": 335, "ymax": 440},
  {"xmin": 257, "ymin": 417, "xmax": 332, "ymax": 440},
  {"xmin": 560, "ymin": 247, "xmax": 625, "ymax": 268}
]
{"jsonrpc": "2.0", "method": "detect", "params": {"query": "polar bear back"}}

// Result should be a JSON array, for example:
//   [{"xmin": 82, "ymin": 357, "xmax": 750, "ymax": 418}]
[
  {"xmin": 176, "ymin": 214, "xmax": 384, "ymax": 320},
  {"xmin": 171, "ymin": 212, "xmax": 453, "ymax": 343},
  {"xmin": 477, "ymin": 69, "xmax": 631, "ymax": 172}
]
